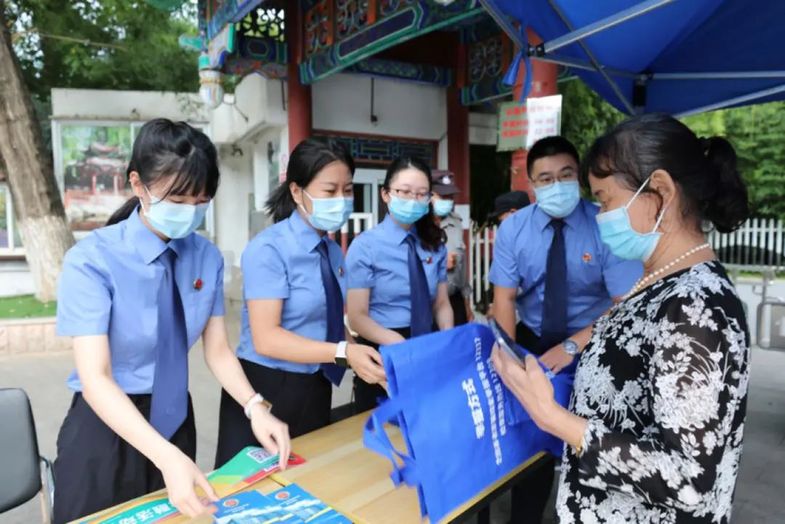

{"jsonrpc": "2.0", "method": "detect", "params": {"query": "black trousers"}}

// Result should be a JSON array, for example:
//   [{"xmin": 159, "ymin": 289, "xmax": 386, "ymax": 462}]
[
  {"xmin": 511, "ymin": 321, "xmax": 556, "ymax": 524},
  {"xmin": 449, "ymin": 291, "xmax": 469, "ymax": 326},
  {"xmin": 353, "ymin": 327, "xmax": 411, "ymax": 413},
  {"xmin": 52, "ymin": 393, "xmax": 196, "ymax": 524},
  {"xmin": 214, "ymin": 359, "xmax": 332, "ymax": 468}
]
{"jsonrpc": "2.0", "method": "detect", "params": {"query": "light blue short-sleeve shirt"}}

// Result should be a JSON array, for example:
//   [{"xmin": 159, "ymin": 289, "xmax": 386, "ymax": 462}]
[
  {"xmin": 346, "ymin": 214, "xmax": 447, "ymax": 329},
  {"xmin": 236, "ymin": 211, "xmax": 347, "ymax": 374},
  {"xmin": 489, "ymin": 199, "xmax": 642, "ymax": 336},
  {"xmin": 56, "ymin": 208, "xmax": 225, "ymax": 393}
]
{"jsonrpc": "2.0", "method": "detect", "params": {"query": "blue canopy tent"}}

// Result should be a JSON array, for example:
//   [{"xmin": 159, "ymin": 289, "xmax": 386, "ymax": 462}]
[{"xmin": 480, "ymin": 0, "xmax": 785, "ymax": 116}]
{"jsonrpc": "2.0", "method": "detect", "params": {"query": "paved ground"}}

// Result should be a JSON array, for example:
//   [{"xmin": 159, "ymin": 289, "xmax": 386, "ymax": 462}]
[{"xmin": 2, "ymin": 281, "xmax": 784, "ymax": 523}]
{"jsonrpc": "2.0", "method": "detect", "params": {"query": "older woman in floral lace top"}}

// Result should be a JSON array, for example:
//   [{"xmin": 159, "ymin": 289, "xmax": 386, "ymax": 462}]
[{"xmin": 493, "ymin": 114, "xmax": 751, "ymax": 523}]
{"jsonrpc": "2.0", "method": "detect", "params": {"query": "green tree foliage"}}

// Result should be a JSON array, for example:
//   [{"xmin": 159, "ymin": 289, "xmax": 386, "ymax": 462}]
[
  {"xmin": 4, "ymin": 0, "xmax": 199, "ymax": 98},
  {"xmin": 559, "ymin": 78, "xmax": 785, "ymax": 219},
  {"xmin": 560, "ymin": 78, "xmax": 625, "ymax": 158}
]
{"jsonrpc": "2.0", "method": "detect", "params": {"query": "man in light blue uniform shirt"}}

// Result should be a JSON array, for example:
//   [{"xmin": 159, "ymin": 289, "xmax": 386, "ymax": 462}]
[{"xmin": 490, "ymin": 136, "xmax": 642, "ymax": 524}]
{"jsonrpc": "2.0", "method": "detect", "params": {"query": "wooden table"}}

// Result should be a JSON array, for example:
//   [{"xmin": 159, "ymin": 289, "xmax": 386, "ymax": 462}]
[
  {"xmin": 268, "ymin": 412, "xmax": 547, "ymax": 524},
  {"xmin": 76, "ymin": 412, "xmax": 546, "ymax": 524},
  {"xmin": 72, "ymin": 478, "xmax": 282, "ymax": 524}
]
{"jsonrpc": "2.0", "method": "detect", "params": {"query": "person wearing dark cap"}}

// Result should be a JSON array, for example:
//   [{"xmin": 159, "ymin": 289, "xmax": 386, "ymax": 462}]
[
  {"xmin": 488, "ymin": 191, "xmax": 531, "ymax": 224},
  {"xmin": 431, "ymin": 170, "xmax": 474, "ymax": 325},
  {"xmin": 485, "ymin": 191, "xmax": 531, "ymax": 321}
]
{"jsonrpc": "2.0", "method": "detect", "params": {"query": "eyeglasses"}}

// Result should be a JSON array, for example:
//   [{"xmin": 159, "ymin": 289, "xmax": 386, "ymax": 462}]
[
  {"xmin": 388, "ymin": 187, "xmax": 432, "ymax": 203},
  {"xmin": 531, "ymin": 171, "xmax": 577, "ymax": 188}
]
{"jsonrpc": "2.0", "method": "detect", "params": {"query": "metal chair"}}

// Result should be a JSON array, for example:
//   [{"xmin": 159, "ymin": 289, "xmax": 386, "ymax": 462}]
[{"xmin": 0, "ymin": 388, "xmax": 54, "ymax": 523}]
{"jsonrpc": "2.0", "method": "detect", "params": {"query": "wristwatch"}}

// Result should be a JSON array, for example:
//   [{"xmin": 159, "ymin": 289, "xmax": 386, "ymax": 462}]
[
  {"xmin": 244, "ymin": 393, "xmax": 272, "ymax": 419},
  {"xmin": 563, "ymin": 339, "xmax": 579, "ymax": 356},
  {"xmin": 335, "ymin": 341, "xmax": 349, "ymax": 367}
]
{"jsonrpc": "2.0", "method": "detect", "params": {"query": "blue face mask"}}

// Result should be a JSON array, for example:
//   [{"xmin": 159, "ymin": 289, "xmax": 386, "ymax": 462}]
[
  {"xmin": 388, "ymin": 195, "xmax": 430, "ymax": 225},
  {"xmin": 433, "ymin": 199, "xmax": 454, "ymax": 217},
  {"xmin": 143, "ymin": 187, "xmax": 209, "ymax": 239},
  {"xmin": 595, "ymin": 176, "xmax": 668, "ymax": 262},
  {"xmin": 534, "ymin": 180, "xmax": 581, "ymax": 219},
  {"xmin": 301, "ymin": 190, "xmax": 353, "ymax": 233}
]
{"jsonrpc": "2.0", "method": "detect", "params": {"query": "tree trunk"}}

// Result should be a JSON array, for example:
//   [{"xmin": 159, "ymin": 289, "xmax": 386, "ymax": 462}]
[{"xmin": 0, "ymin": 1, "xmax": 74, "ymax": 302}]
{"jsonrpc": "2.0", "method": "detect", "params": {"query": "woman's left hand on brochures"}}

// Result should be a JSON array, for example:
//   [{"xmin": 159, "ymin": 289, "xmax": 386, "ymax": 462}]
[{"xmin": 250, "ymin": 405, "xmax": 291, "ymax": 470}]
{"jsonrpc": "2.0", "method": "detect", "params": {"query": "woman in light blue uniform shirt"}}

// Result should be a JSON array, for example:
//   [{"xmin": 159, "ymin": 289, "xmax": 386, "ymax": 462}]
[
  {"xmin": 346, "ymin": 157, "xmax": 454, "ymax": 412},
  {"xmin": 53, "ymin": 120, "xmax": 290, "ymax": 524},
  {"xmin": 214, "ymin": 139, "xmax": 386, "ymax": 467}
]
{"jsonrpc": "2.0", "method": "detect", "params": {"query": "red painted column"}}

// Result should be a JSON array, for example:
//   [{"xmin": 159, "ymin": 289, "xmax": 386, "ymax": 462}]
[
  {"xmin": 447, "ymin": 39, "xmax": 470, "ymax": 207},
  {"xmin": 510, "ymin": 29, "xmax": 559, "ymax": 202},
  {"xmin": 286, "ymin": 1, "xmax": 312, "ymax": 153}
]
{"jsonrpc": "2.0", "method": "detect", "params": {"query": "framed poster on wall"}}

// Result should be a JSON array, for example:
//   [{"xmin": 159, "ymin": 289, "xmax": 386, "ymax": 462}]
[
  {"xmin": 57, "ymin": 123, "xmax": 133, "ymax": 231},
  {"xmin": 53, "ymin": 121, "xmax": 214, "ymax": 238}
]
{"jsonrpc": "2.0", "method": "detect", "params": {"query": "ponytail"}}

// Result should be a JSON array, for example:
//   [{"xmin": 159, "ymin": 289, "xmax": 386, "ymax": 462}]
[
  {"xmin": 106, "ymin": 196, "xmax": 140, "ymax": 226},
  {"xmin": 700, "ymin": 136, "xmax": 750, "ymax": 233},
  {"xmin": 416, "ymin": 210, "xmax": 444, "ymax": 252},
  {"xmin": 265, "ymin": 183, "xmax": 297, "ymax": 224},
  {"xmin": 581, "ymin": 114, "xmax": 750, "ymax": 235}
]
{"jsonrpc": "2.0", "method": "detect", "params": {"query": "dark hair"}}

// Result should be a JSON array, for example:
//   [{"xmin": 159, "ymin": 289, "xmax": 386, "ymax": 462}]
[
  {"xmin": 526, "ymin": 136, "xmax": 580, "ymax": 176},
  {"xmin": 265, "ymin": 139, "xmax": 355, "ymax": 223},
  {"xmin": 107, "ymin": 119, "xmax": 220, "ymax": 225},
  {"xmin": 383, "ymin": 157, "xmax": 443, "ymax": 252},
  {"xmin": 580, "ymin": 113, "xmax": 749, "ymax": 233}
]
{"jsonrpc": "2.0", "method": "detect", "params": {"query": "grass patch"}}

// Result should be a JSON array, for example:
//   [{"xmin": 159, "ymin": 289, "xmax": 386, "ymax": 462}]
[{"xmin": 0, "ymin": 295, "xmax": 57, "ymax": 319}]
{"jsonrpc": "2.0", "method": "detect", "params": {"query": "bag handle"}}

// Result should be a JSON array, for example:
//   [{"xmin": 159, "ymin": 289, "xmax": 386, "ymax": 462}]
[{"xmin": 362, "ymin": 398, "xmax": 420, "ymax": 486}]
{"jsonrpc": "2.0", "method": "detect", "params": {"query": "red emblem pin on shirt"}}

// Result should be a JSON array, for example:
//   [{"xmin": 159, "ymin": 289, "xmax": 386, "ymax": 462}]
[
  {"xmin": 425, "ymin": 256, "xmax": 433, "ymax": 264},
  {"xmin": 582, "ymin": 252, "xmax": 592, "ymax": 263},
  {"xmin": 193, "ymin": 278, "xmax": 203, "ymax": 290}
]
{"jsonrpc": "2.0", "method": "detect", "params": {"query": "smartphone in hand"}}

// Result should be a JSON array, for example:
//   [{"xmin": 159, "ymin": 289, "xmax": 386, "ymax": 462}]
[
  {"xmin": 489, "ymin": 318, "xmax": 527, "ymax": 366},
  {"xmin": 488, "ymin": 319, "xmax": 555, "ymax": 378}
]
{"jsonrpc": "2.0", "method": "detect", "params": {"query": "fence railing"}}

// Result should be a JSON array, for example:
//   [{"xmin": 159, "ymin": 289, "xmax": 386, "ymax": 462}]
[
  {"xmin": 469, "ymin": 224, "xmax": 498, "ymax": 307},
  {"xmin": 469, "ymin": 218, "xmax": 785, "ymax": 308},
  {"xmin": 708, "ymin": 218, "xmax": 785, "ymax": 267}
]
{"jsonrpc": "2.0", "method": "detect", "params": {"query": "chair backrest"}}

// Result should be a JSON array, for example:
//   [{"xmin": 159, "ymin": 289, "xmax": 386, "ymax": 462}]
[{"xmin": 0, "ymin": 388, "xmax": 42, "ymax": 513}]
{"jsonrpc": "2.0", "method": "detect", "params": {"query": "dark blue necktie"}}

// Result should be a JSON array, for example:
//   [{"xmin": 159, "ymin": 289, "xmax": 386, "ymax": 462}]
[
  {"xmin": 405, "ymin": 234, "xmax": 433, "ymax": 337},
  {"xmin": 316, "ymin": 240, "xmax": 346, "ymax": 386},
  {"xmin": 539, "ymin": 219, "xmax": 568, "ymax": 353},
  {"xmin": 150, "ymin": 247, "xmax": 189, "ymax": 439}
]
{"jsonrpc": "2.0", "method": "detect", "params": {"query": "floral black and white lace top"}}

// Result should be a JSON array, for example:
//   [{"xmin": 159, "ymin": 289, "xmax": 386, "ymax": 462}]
[{"xmin": 556, "ymin": 261, "xmax": 750, "ymax": 523}]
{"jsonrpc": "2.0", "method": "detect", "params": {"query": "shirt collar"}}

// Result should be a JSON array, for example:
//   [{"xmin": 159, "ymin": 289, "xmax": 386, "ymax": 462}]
[
  {"xmin": 287, "ymin": 210, "xmax": 324, "ymax": 252},
  {"xmin": 381, "ymin": 213, "xmax": 416, "ymax": 245},
  {"xmin": 533, "ymin": 200, "xmax": 585, "ymax": 232},
  {"xmin": 127, "ymin": 206, "xmax": 182, "ymax": 264}
]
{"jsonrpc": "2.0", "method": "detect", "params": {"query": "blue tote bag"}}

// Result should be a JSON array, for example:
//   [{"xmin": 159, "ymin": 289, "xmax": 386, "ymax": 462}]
[{"xmin": 363, "ymin": 323, "xmax": 572, "ymax": 523}]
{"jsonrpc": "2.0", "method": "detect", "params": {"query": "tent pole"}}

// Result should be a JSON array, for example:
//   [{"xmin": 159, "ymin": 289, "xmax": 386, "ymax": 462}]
[
  {"xmin": 546, "ymin": 0, "xmax": 636, "ymax": 113},
  {"xmin": 653, "ymin": 71, "xmax": 785, "ymax": 80},
  {"xmin": 535, "ymin": 54, "xmax": 637, "ymax": 78},
  {"xmin": 675, "ymin": 83, "xmax": 785, "ymax": 117},
  {"xmin": 543, "ymin": 0, "xmax": 677, "ymax": 54}
]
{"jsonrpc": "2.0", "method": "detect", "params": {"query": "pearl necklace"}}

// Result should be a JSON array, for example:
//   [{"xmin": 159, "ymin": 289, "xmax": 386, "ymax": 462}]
[{"xmin": 624, "ymin": 243, "xmax": 711, "ymax": 300}]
